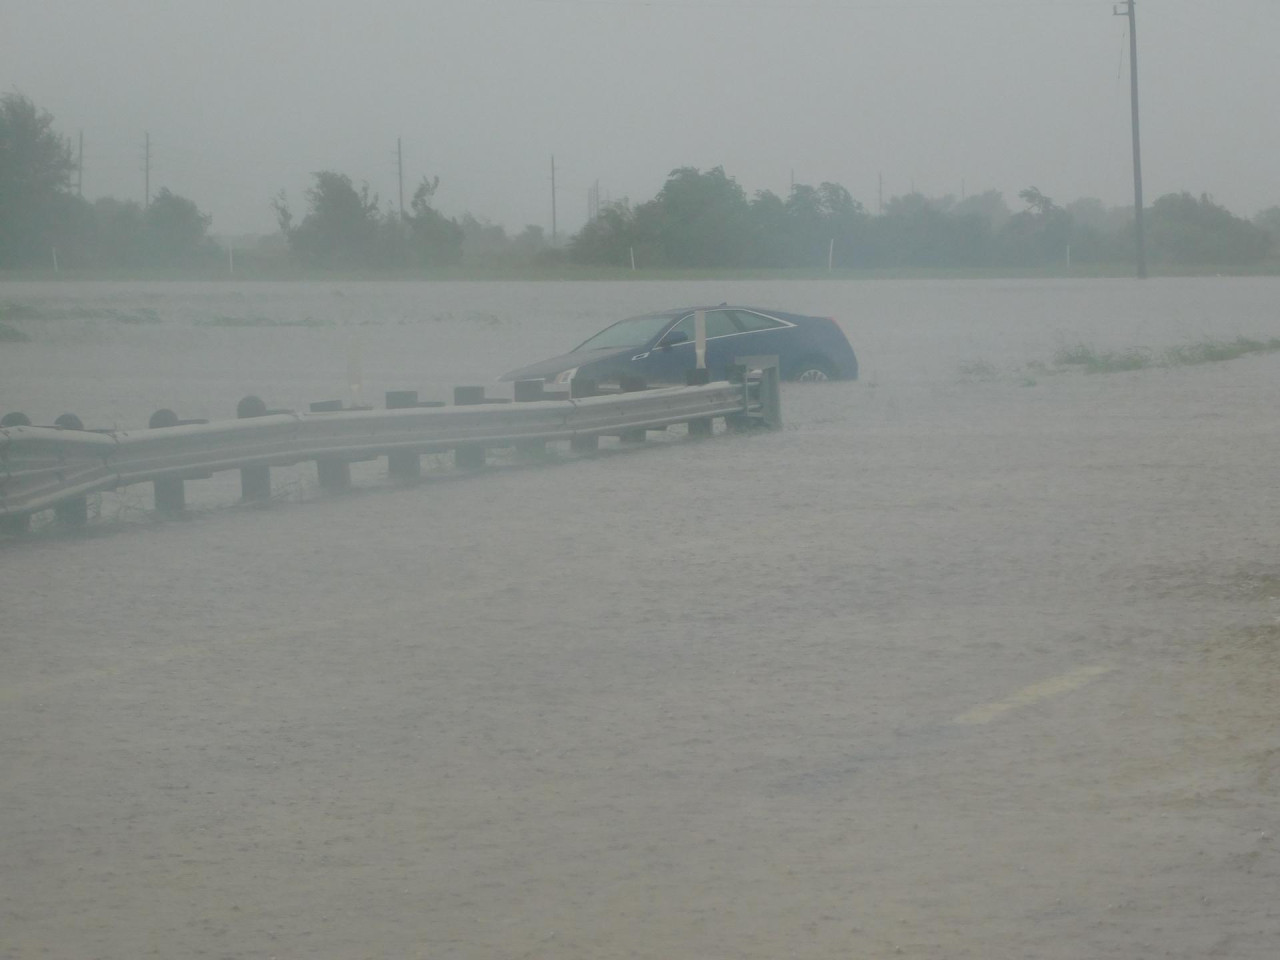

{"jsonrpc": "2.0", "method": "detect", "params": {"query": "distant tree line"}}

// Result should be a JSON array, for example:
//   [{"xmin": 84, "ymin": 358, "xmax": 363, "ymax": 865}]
[
  {"xmin": 3, "ymin": 93, "xmax": 1278, "ymax": 273},
  {"xmin": 0, "ymin": 94, "xmax": 220, "ymax": 269},
  {"xmin": 569, "ymin": 166, "xmax": 1276, "ymax": 270}
]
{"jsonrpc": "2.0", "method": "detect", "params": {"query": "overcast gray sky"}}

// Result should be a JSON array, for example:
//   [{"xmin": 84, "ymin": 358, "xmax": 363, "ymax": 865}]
[{"xmin": 3, "ymin": 0, "xmax": 1277, "ymax": 236}]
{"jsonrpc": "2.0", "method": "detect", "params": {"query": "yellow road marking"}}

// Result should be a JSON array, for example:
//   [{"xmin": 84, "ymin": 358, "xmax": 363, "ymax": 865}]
[{"xmin": 951, "ymin": 665, "xmax": 1113, "ymax": 726}]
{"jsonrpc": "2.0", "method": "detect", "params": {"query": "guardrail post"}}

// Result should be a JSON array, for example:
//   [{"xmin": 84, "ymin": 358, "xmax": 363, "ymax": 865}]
[
  {"xmin": 236, "ymin": 396, "xmax": 272, "ymax": 502},
  {"xmin": 619, "ymin": 378, "xmax": 647, "ymax": 444},
  {"xmin": 453, "ymin": 386, "xmax": 487, "ymax": 469},
  {"xmin": 148, "ymin": 409, "xmax": 186, "ymax": 514},
  {"xmin": 569, "ymin": 378, "xmax": 600, "ymax": 453},
  {"xmin": 723, "ymin": 364, "xmax": 750, "ymax": 433},
  {"xmin": 684, "ymin": 369, "xmax": 714, "ymax": 437},
  {"xmin": 513, "ymin": 380, "xmax": 547, "ymax": 458},
  {"xmin": 317, "ymin": 458, "xmax": 351, "ymax": 492},
  {"xmin": 757, "ymin": 364, "xmax": 782, "ymax": 430},
  {"xmin": 732, "ymin": 355, "xmax": 782, "ymax": 430},
  {"xmin": 385, "ymin": 391, "xmax": 422, "ymax": 480},
  {"xmin": 1, "ymin": 414, "xmax": 33, "ymax": 533},
  {"xmin": 311, "ymin": 399, "xmax": 353, "ymax": 492},
  {"xmin": 51, "ymin": 413, "xmax": 89, "ymax": 526}
]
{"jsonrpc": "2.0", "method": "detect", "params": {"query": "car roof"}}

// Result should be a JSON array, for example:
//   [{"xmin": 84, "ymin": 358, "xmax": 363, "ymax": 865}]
[{"xmin": 638, "ymin": 305, "xmax": 794, "ymax": 319}]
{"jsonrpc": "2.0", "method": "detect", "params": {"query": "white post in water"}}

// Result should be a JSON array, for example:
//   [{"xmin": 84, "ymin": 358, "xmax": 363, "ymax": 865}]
[
  {"xmin": 694, "ymin": 309, "xmax": 707, "ymax": 371},
  {"xmin": 828, "ymin": 238, "xmax": 834, "ymax": 272},
  {"xmin": 630, "ymin": 246, "xmax": 636, "ymax": 271},
  {"xmin": 347, "ymin": 340, "xmax": 364, "ymax": 408}
]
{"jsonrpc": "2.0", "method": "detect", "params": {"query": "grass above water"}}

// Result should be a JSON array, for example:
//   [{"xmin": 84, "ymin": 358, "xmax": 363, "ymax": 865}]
[
  {"xmin": 1054, "ymin": 337, "xmax": 1280, "ymax": 373},
  {"xmin": 962, "ymin": 336, "xmax": 1280, "ymax": 383}
]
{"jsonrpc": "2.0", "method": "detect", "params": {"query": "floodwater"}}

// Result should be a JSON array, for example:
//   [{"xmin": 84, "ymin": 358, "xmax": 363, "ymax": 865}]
[{"xmin": 3, "ymin": 279, "xmax": 1280, "ymax": 959}]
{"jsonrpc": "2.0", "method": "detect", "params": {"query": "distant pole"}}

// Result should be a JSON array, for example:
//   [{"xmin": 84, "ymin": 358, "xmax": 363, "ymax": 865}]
[
  {"xmin": 51, "ymin": 247, "xmax": 58, "ymax": 273},
  {"xmin": 397, "ymin": 137, "xmax": 405, "ymax": 221},
  {"xmin": 228, "ymin": 239, "xmax": 235, "ymax": 276},
  {"xmin": 77, "ymin": 130, "xmax": 83, "ymax": 196},
  {"xmin": 144, "ymin": 131, "xmax": 150, "ymax": 209},
  {"xmin": 1115, "ymin": 0, "xmax": 1147, "ymax": 278},
  {"xmin": 878, "ymin": 173, "xmax": 883, "ymax": 215},
  {"xmin": 961, "ymin": 177, "xmax": 966, "ymax": 201},
  {"xmin": 551, "ymin": 154, "xmax": 557, "ymax": 244},
  {"xmin": 828, "ymin": 238, "xmax": 834, "ymax": 272},
  {"xmin": 630, "ymin": 246, "xmax": 636, "ymax": 271},
  {"xmin": 790, "ymin": 168, "xmax": 794, "ymax": 196}
]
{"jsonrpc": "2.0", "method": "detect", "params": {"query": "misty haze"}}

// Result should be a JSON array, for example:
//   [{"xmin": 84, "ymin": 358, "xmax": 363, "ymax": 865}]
[{"xmin": 3, "ymin": 2, "xmax": 1280, "ymax": 959}]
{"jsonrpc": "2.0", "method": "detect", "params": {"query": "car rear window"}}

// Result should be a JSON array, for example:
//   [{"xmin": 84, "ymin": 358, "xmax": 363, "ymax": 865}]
[
  {"xmin": 669, "ymin": 310, "xmax": 740, "ymax": 340},
  {"xmin": 731, "ymin": 310, "xmax": 787, "ymax": 332}
]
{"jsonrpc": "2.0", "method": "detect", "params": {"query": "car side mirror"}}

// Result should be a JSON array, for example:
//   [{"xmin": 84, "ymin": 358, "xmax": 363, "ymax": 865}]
[{"xmin": 659, "ymin": 331, "xmax": 689, "ymax": 350}]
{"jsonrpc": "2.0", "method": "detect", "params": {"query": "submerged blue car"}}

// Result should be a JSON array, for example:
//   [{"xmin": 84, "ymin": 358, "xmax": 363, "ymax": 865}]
[{"xmin": 500, "ymin": 305, "xmax": 858, "ymax": 388}]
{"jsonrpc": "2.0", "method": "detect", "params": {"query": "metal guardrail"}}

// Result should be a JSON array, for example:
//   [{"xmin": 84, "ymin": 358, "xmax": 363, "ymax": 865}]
[{"xmin": 1, "ymin": 360, "xmax": 781, "ymax": 531}]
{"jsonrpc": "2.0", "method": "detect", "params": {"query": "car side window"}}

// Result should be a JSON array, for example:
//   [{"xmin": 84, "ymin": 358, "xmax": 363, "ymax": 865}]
[
  {"xmin": 666, "ymin": 311, "xmax": 739, "ymax": 342},
  {"xmin": 705, "ymin": 311, "xmax": 740, "ymax": 338},
  {"xmin": 730, "ymin": 310, "xmax": 787, "ymax": 332},
  {"xmin": 666, "ymin": 315, "xmax": 694, "ymax": 341}
]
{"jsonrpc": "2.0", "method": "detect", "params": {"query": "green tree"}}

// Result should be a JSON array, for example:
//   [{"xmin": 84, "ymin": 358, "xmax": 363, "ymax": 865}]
[
  {"xmin": 571, "ymin": 200, "xmax": 636, "ymax": 266},
  {"xmin": 1253, "ymin": 206, "xmax": 1280, "ymax": 250},
  {"xmin": 997, "ymin": 187, "xmax": 1070, "ymax": 266},
  {"xmin": 282, "ymin": 171, "xmax": 381, "ymax": 267},
  {"xmin": 641, "ymin": 166, "xmax": 753, "ymax": 268},
  {"xmin": 0, "ymin": 93, "xmax": 77, "ymax": 266},
  {"xmin": 1146, "ymin": 192, "xmax": 1270, "ymax": 265},
  {"xmin": 142, "ymin": 188, "xmax": 216, "ymax": 265},
  {"xmin": 404, "ymin": 175, "xmax": 462, "ymax": 266}
]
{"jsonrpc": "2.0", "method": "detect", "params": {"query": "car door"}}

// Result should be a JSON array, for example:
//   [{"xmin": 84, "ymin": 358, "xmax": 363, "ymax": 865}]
[
  {"xmin": 630, "ymin": 310, "xmax": 745, "ymax": 384},
  {"xmin": 701, "ymin": 310, "xmax": 748, "ymax": 377},
  {"xmin": 722, "ymin": 309, "xmax": 796, "ymax": 369}
]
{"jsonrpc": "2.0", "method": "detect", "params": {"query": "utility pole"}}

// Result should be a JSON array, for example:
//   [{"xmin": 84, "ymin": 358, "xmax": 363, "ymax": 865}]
[
  {"xmin": 77, "ymin": 130, "xmax": 83, "ymax": 196},
  {"xmin": 397, "ymin": 137, "xmax": 405, "ymax": 221},
  {"xmin": 550, "ymin": 154, "xmax": 557, "ymax": 244},
  {"xmin": 1115, "ymin": 0, "xmax": 1146, "ymax": 278},
  {"xmin": 144, "ymin": 132, "xmax": 150, "ymax": 209}
]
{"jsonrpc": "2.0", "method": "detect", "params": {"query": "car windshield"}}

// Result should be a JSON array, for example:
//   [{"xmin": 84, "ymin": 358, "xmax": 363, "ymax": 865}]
[{"xmin": 572, "ymin": 314, "xmax": 676, "ymax": 352}]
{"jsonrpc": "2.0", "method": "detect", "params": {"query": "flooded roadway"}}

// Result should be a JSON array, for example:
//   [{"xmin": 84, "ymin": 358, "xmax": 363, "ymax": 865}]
[{"xmin": 3, "ymin": 279, "xmax": 1280, "ymax": 958}]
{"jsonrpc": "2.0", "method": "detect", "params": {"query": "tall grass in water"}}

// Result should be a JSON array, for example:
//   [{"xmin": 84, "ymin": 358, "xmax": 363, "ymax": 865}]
[
  {"xmin": 1054, "ymin": 337, "xmax": 1280, "ymax": 373},
  {"xmin": 1053, "ymin": 344, "xmax": 1154, "ymax": 373},
  {"xmin": 1162, "ymin": 337, "xmax": 1280, "ymax": 366}
]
